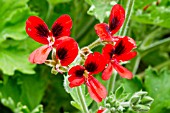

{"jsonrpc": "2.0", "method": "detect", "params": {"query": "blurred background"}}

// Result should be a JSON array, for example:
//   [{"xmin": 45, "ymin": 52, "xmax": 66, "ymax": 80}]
[{"xmin": 0, "ymin": 0, "xmax": 170, "ymax": 113}]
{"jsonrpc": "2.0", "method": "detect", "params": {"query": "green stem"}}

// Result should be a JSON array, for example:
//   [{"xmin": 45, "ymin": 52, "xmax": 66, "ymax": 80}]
[
  {"xmin": 132, "ymin": 55, "xmax": 141, "ymax": 75},
  {"xmin": 139, "ymin": 28, "xmax": 162, "ymax": 50},
  {"xmin": 107, "ymin": 0, "xmax": 135, "ymax": 93},
  {"xmin": 45, "ymin": 2, "xmax": 53, "ymax": 21},
  {"xmin": 87, "ymin": 38, "xmax": 102, "ymax": 49},
  {"xmin": 76, "ymin": 86, "xmax": 89, "ymax": 113},
  {"xmin": 118, "ymin": 0, "xmax": 135, "ymax": 36},
  {"xmin": 141, "ymin": 37, "xmax": 170, "ymax": 58},
  {"xmin": 107, "ymin": 71, "xmax": 117, "ymax": 93},
  {"xmin": 139, "ymin": 28, "xmax": 170, "ymax": 51}
]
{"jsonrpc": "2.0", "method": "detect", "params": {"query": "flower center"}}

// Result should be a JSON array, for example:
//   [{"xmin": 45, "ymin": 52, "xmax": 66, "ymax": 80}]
[
  {"xmin": 47, "ymin": 31, "xmax": 55, "ymax": 47},
  {"xmin": 85, "ymin": 62, "xmax": 97, "ymax": 72},
  {"xmin": 84, "ymin": 70, "xmax": 89, "ymax": 78}
]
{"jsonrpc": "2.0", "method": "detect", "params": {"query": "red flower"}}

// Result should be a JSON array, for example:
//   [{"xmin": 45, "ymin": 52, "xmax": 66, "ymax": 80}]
[
  {"xmin": 68, "ymin": 52, "xmax": 107, "ymax": 102},
  {"xmin": 55, "ymin": 37, "xmax": 78, "ymax": 66},
  {"xmin": 26, "ymin": 14, "xmax": 78, "ymax": 65},
  {"xmin": 94, "ymin": 4, "xmax": 125, "ymax": 41},
  {"xmin": 102, "ymin": 36, "xmax": 137, "ymax": 80}
]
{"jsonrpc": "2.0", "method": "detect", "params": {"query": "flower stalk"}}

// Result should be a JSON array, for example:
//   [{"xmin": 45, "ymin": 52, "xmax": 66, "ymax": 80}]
[
  {"xmin": 108, "ymin": 0, "xmax": 136, "ymax": 94},
  {"xmin": 118, "ymin": 0, "xmax": 135, "ymax": 36},
  {"xmin": 87, "ymin": 38, "xmax": 102, "ymax": 49},
  {"xmin": 76, "ymin": 86, "xmax": 89, "ymax": 113},
  {"xmin": 107, "ymin": 70, "xmax": 117, "ymax": 93}
]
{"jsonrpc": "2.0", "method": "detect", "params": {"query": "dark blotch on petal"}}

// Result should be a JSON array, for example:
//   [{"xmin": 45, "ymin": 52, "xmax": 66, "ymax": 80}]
[
  {"xmin": 109, "ymin": 17, "xmax": 119, "ymax": 31},
  {"xmin": 52, "ymin": 24, "xmax": 63, "ymax": 37},
  {"xmin": 109, "ymin": 49, "xmax": 115, "ymax": 59},
  {"xmin": 85, "ymin": 62, "xmax": 97, "ymax": 72},
  {"xmin": 114, "ymin": 40, "xmax": 125, "ymax": 55},
  {"xmin": 75, "ymin": 69, "xmax": 85, "ymax": 77},
  {"xmin": 35, "ymin": 24, "xmax": 49, "ymax": 37},
  {"xmin": 57, "ymin": 48, "xmax": 67, "ymax": 60}
]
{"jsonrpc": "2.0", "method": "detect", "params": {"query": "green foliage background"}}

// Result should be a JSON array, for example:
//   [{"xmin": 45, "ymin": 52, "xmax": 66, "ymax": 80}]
[{"xmin": 0, "ymin": 0, "xmax": 169, "ymax": 113}]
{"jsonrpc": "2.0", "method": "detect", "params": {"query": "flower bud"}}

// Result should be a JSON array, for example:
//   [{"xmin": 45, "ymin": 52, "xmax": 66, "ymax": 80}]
[
  {"xmin": 135, "ymin": 91, "xmax": 147, "ymax": 97},
  {"xmin": 45, "ymin": 60, "xmax": 56, "ymax": 67},
  {"xmin": 51, "ymin": 67, "xmax": 58, "ymax": 75},
  {"xmin": 132, "ymin": 104, "xmax": 150, "ymax": 112},
  {"xmin": 130, "ymin": 95, "xmax": 141, "ymax": 105},
  {"xmin": 141, "ymin": 96, "xmax": 154, "ymax": 106},
  {"xmin": 80, "ymin": 47, "xmax": 92, "ymax": 60},
  {"xmin": 110, "ymin": 107, "xmax": 116, "ymax": 112}
]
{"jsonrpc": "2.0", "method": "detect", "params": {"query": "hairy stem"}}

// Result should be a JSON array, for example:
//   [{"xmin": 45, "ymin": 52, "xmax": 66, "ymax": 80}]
[
  {"xmin": 108, "ymin": 0, "xmax": 135, "ymax": 93},
  {"xmin": 132, "ymin": 55, "xmax": 141, "ymax": 75},
  {"xmin": 76, "ymin": 86, "xmax": 89, "ymax": 113},
  {"xmin": 118, "ymin": 0, "xmax": 135, "ymax": 36},
  {"xmin": 45, "ymin": 1, "xmax": 53, "ymax": 21},
  {"xmin": 107, "ymin": 71, "xmax": 117, "ymax": 93},
  {"xmin": 141, "ymin": 37, "xmax": 170, "ymax": 58},
  {"xmin": 87, "ymin": 38, "xmax": 102, "ymax": 49}
]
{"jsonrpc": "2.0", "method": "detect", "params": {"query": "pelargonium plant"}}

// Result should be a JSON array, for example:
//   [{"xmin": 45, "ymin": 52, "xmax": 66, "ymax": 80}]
[{"xmin": 26, "ymin": 3, "xmax": 153, "ymax": 113}]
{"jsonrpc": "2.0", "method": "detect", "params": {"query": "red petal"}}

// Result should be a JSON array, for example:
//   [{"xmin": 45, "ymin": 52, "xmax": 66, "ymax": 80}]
[
  {"xmin": 29, "ymin": 45, "xmax": 52, "ymax": 64},
  {"xmin": 109, "ymin": 4, "xmax": 125, "ymax": 35},
  {"xmin": 102, "ymin": 44, "xmax": 114, "ymax": 63},
  {"xmin": 113, "ymin": 36, "xmax": 137, "ymax": 61},
  {"xmin": 69, "ymin": 76, "xmax": 85, "ymax": 88},
  {"xmin": 97, "ymin": 110, "xmax": 104, "ymax": 113},
  {"xmin": 68, "ymin": 65, "xmax": 85, "ymax": 76},
  {"xmin": 68, "ymin": 65, "xmax": 85, "ymax": 88},
  {"xmin": 94, "ymin": 23, "xmax": 113, "ymax": 41},
  {"xmin": 55, "ymin": 37, "xmax": 78, "ymax": 66},
  {"xmin": 97, "ymin": 107, "xmax": 106, "ymax": 113},
  {"xmin": 85, "ymin": 52, "xmax": 106, "ymax": 74},
  {"xmin": 112, "ymin": 62, "xmax": 133, "ymax": 79},
  {"xmin": 116, "ymin": 51, "xmax": 137, "ymax": 62},
  {"xmin": 86, "ymin": 76, "xmax": 107, "ymax": 102},
  {"xmin": 53, "ymin": 36, "xmax": 73, "ymax": 47},
  {"xmin": 102, "ymin": 63, "xmax": 113, "ymax": 80},
  {"xmin": 51, "ymin": 14, "xmax": 72, "ymax": 39},
  {"xmin": 26, "ymin": 16, "xmax": 49, "ymax": 44}
]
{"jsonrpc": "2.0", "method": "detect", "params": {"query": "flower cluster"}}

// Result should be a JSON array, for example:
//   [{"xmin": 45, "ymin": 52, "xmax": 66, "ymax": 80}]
[
  {"xmin": 26, "ymin": 14, "xmax": 78, "ymax": 72},
  {"xmin": 26, "ymin": 4, "xmax": 137, "ymax": 103}
]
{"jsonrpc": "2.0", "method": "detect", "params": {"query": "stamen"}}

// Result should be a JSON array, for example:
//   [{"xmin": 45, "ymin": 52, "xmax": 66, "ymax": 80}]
[{"xmin": 47, "ymin": 36, "xmax": 55, "ymax": 47}]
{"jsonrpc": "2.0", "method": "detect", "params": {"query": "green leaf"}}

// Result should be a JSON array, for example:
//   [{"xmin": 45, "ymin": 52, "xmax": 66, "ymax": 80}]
[
  {"xmin": 63, "ymin": 74, "xmax": 93, "ymax": 110},
  {"xmin": 0, "ymin": 37, "xmax": 41, "ymax": 75},
  {"xmin": 31, "ymin": 105, "xmax": 43, "ymax": 113},
  {"xmin": 115, "ymin": 85, "xmax": 124, "ymax": 99},
  {"xmin": 121, "ymin": 77, "xmax": 143, "ymax": 94},
  {"xmin": 144, "ymin": 67, "xmax": 170, "ymax": 113},
  {"xmin": 70, "ymin": 101, "xmax": 81, "ymax": 111},
  {"xmin": 0, "ymin": 68, "xmax": 48, "ymax": 111},
  {"xmin": 19, "ymin": 73, "xmax": 47, "ymax": 110},
  {"xmin": 0, "ymin": 48, "xmax": 35, "ymax": 75},
  {"xmin": 132, "ymin": 0, "xmax": 170, "ymax": 28},
  {"xmin": 1, "ymin": 97, "xmax": 15, "ymax": 111},
  {"xmin": 27, "ymin": 0, "xmax": 49, "ymax": 19},
  {"xmin": 0, "ymin": 0, "xmax": 36, "ymax": 43},
  {"xmin": 86, "ymin": 0, "xmax": 116, "ymax": 22}
]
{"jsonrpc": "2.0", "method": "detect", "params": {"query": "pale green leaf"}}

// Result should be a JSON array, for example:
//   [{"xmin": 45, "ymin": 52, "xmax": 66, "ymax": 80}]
[
  {"xmin": 144, "ymin": 67, "xmax": 170, "ymax": 113},
  {"xmin": 86, "ymin": 0, "xmax": 116, "ymax": 22},
  {"xmin": 0, "ymin": 48, "xmax": 35, "ymax": 75},
  {"xmin": 47, "ymin": 0, "xmax": 71, "ymax": 5},
  {"xmin": 0, "ymin": 0, "xmax": 36, "ymax": 43},
  {"xmin": 132, "ymin": 0, "xmax": 170, "ymax": 28}
]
